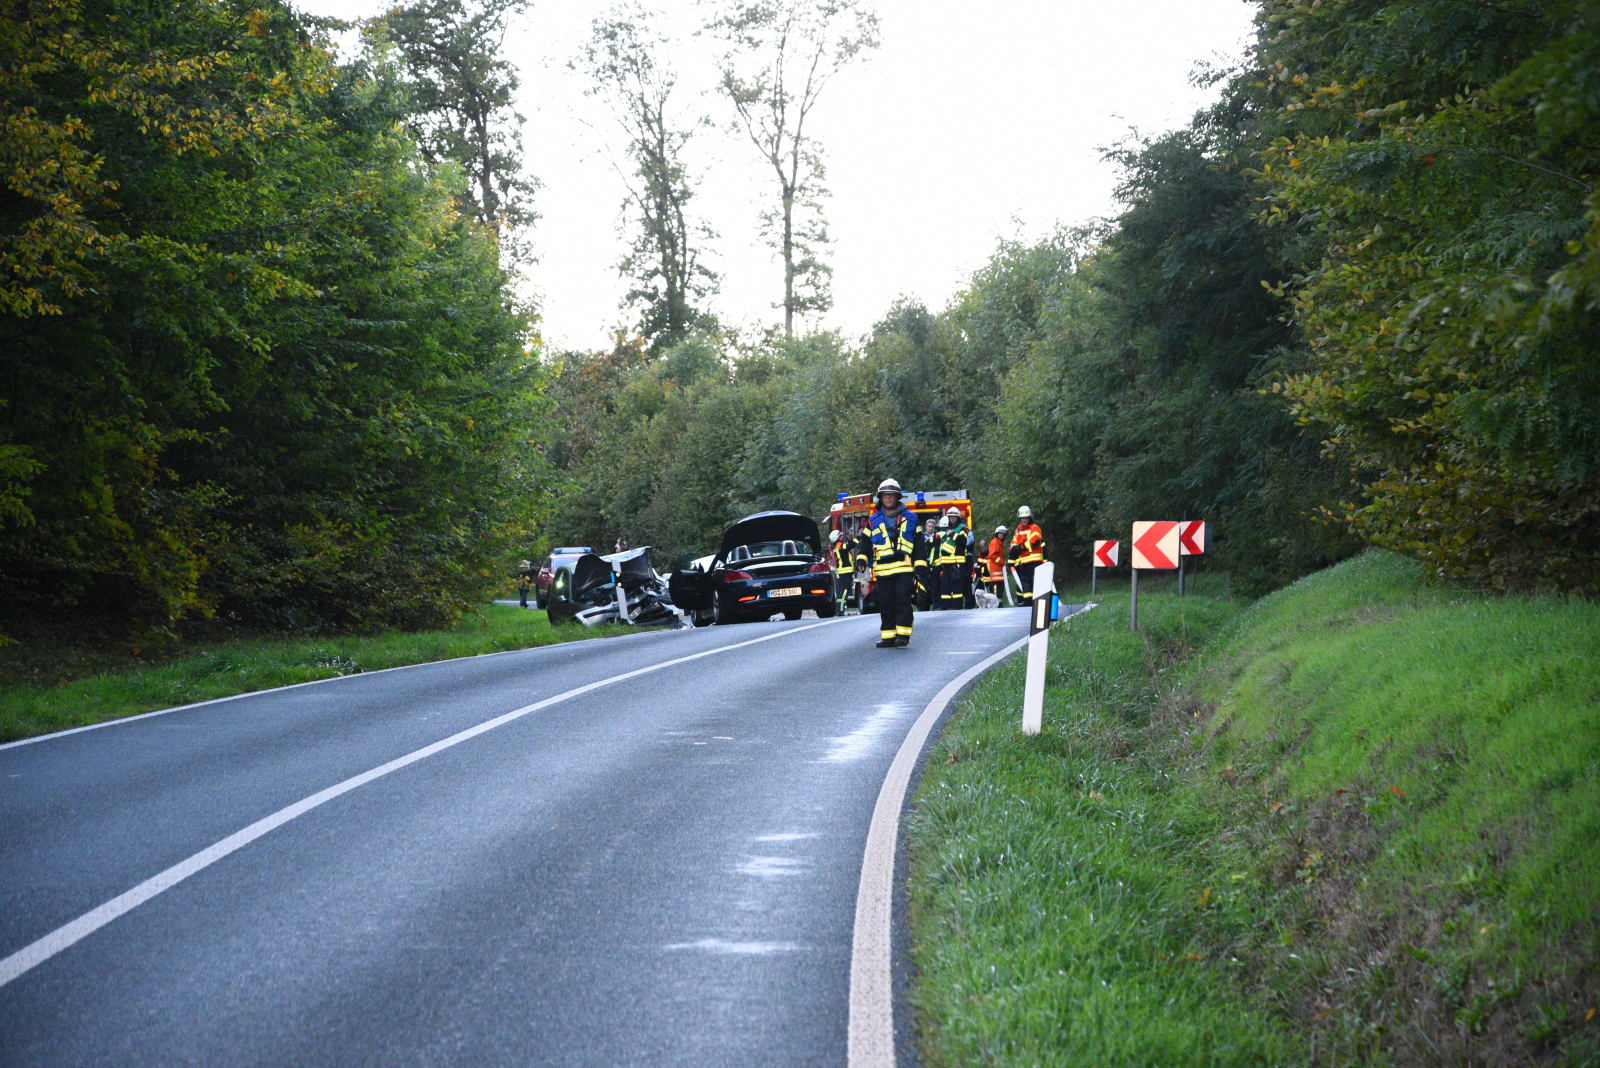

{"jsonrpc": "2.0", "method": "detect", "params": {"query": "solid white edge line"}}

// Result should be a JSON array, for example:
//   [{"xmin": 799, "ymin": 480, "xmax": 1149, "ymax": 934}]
[
  {"xmin": 847, "ymin": 604, "xmax": 1094, "ymax": 1068},
  {"xmin": 0, "ymin": 617, "xmax": 849, "ymax": 989},
  {"xmin": 0, "ymin": 619, "xmax": 684, "ymax": 754}
]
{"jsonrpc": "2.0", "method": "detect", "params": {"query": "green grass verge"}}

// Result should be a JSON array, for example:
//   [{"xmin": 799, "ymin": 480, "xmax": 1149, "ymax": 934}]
[
  {"xmin": 908, "ymin": 551, "xmax": 1600, "ymax": 1067},
  {"xmin": 0, "ymin": 605, "xmax": 623, "ymax": 744}
]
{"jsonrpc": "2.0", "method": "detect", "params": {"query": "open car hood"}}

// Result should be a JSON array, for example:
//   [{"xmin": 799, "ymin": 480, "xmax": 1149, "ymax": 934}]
[{"xmin": 717, "ymin": 511, "xmax": 822, "ymax": 560}]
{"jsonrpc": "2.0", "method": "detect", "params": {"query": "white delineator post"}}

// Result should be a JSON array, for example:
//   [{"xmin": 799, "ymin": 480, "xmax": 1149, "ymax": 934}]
[{"xmin": 1021, "ymin": 561, "xmax": 1055, "ymax": 736}]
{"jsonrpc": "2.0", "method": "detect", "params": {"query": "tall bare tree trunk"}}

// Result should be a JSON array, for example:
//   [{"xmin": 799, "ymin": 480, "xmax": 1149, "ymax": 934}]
[{"xmin": 783, "ymin": 190, "xmax": 795, "ymax": 337}]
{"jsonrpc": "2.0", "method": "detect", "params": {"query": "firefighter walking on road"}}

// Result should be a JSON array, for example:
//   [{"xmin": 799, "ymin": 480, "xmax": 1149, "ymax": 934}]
[
  {"xmin": 1008, "ymin": 506, "xmax": 1047, "ymax": 598},
  {"xmin": 866, "ymin": 478, "xmax": 918, "ymax": 647}
]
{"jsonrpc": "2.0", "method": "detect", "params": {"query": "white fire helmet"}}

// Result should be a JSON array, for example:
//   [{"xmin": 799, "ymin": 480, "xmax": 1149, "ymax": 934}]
[
  {"xmin": 994, "ymin": 525, "xmax": 1007, "ymax": 535},
  {"xmin": 937, "ymin": 516, "xmax": 950, "ymax": 529},
  {"xmin": 1017, "ymin": 505, "xmax": 1033, "ymax": 520},
  {"xmin": 876, "ymin": 478, "xmax": 902, "ymax": 499},
  {"xmin": 946, "ymin": 506, "xmax": 961, "ymax": 518},
  {"xmin": 829, "ymin": 529, "xmax": 842, "ymax": 543}
]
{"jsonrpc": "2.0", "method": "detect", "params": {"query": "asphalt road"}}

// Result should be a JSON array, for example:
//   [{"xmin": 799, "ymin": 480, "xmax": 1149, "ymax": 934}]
[{"xmin": 0, "ymin": 607, "xmax": 1039, "ymax": 1067}]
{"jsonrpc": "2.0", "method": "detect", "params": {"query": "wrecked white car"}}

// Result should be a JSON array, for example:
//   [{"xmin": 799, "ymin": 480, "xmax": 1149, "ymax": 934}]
[{"xmin": 546, "ymin": 546, "xmax": 686, "ymax": 628}]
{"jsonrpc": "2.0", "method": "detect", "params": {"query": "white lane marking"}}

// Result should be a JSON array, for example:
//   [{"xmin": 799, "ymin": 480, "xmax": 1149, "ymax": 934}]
[
  {"xmin": 847, "ymin": 605, "xmax": 1092, "ymax": 1068},
  {"xmin": 846, "ymin": 636, "xmax": 1027, "ymax": 1067},
  {"xmin": 0, "ymin": 625, "xmax": 675, "ymax": 754},
  {"xmin": 819, "ymin": 703, "xmax": 906, "ymax": 764},
  {"xmin": 0, "ymin": 619, "xmax": 847, "ymax": 989},
  {"xmin": 753, "ymin": 832, "xmax": 817, "ymax": 843},
  {"xmin": 663, "ymin": 938, "xmax": 799, "ymax": 955},
  {"xmin": 943, "ymin": 651, "xmax": 981, "ymax": 655}
]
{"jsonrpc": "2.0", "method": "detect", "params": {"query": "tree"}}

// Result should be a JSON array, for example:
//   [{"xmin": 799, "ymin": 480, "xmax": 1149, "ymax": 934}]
[
  {"xmin": 1260, "ymin": 0, "xmax": 1600, "ymax": 590},
  {"xmin": 379, "ymin": 0, "xmax": 538, "ymax": 241},
  {"xmin": 706, "ymin": 0, "xmax": 879, "ymax": 337},
  {"xmin": 577, "ymin": 4, "xmax": 718, "ymax": 351},
  {"xmin": 0, "ymin": 0, "xmax": 544, "ymax": 638}
]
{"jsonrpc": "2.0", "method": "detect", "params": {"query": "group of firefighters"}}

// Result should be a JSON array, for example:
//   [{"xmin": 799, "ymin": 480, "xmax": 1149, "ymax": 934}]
[{"xmin": 829, "ymin": 478, "xmax": 1047, "ymax": 649}]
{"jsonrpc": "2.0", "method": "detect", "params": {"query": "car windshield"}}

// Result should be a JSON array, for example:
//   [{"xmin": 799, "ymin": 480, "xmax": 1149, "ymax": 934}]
[{"xmin": 728, "ymin": 539, "xmax": 813, "ymax": 563}]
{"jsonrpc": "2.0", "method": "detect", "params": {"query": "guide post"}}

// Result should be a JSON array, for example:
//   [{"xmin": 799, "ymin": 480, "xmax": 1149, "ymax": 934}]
[{"xmin": 1022, "ymin": 561, "xmax": 1057, "ymax": 735}]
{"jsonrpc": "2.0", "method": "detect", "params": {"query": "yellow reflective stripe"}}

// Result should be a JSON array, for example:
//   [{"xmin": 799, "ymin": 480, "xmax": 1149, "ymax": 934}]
[
  {"xmin": 874, "ymin": 561, "xmax": 914, "ymax": 577},
  {"xmin": 895, "ymin": 625, "xmax": 912, "ymax": 635}
]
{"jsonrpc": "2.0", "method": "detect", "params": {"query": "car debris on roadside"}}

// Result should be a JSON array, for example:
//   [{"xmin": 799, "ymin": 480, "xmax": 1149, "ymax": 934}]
[{"xmin": 546, "ymin": 546, "xmax": 688, "ymax": 629}]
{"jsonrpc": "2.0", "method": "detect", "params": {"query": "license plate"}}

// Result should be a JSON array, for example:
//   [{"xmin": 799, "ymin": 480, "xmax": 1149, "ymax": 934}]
[{"xmin": 768, "ymin": 587, "xmax": 802, "ymax": 598}]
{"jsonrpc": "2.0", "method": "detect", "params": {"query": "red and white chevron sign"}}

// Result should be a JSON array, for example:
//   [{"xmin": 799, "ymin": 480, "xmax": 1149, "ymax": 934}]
[
  {"xmin": 1093, "ymin": 540, "xmax": 1118, "ymax": 567},
  {"xmin": 1131, "ymin": 521, "xmax": 1179, "ymax": 569},
  {"xmin": 1179, "ymin": 521, "xmax": 1208, "ymax": 556}
]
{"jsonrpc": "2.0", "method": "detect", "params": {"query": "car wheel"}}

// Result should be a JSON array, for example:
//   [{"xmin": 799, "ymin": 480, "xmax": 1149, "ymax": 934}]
[
  {"xmin": 714, "ymin": 590, "xmax": 740, "ymax": 626},
  {"xmin": 817, "ymin": 599, "xmax": 838, "ymax": 618},
  {"xmin": 535, "ymin": 590, "xmax": 548, "ymax": 610},
  {"xmin": 782, "ymin": 608, "xmax": 802, "ymax": 621}
]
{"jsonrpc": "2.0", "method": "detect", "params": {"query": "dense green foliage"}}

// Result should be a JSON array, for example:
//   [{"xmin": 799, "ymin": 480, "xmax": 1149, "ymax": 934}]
[
  {"xmin": 1261, "ymin": 0, "xmax": 1600, "ymax": 590},
  {"xmin": 909, "ymin": 552, "xmax": 1600, "ymax": 1066},
  {"xmin": 0, "ymin": 0, "xmax": 542, "ymax": 639}
]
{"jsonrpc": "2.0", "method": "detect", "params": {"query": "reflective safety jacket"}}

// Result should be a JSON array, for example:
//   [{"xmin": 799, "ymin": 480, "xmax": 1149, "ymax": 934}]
[
  {"xmin": 985, "ymin": 537, "xmax": 1007, "ymax": 581},
  {"xmin": 1009, "ymin": 522, "xmax": 1045, "ymax": 565},
  {"xmin": 952, "ymin": 524, "xmax": 972, "ymax": 563},
  {"xmin": 867, "ymin": 507, "xmax": 918, "ymax": 577},
  {"xmin": 832, "ymin": 539, "xmax": 852, "ymax": 572},
  {"xmin": 934, "ymin": 527, "xmax": 967, "ymax": 566}
]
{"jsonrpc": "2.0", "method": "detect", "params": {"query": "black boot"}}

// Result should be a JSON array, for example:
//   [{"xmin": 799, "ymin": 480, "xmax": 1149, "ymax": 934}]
[
  {"xmin": 876, "ymin": 637, "xmax": 897, "ymax": 648},
  {"xmin": 894, "ymin": 635, "xmax": 910, "ymax": 647}
]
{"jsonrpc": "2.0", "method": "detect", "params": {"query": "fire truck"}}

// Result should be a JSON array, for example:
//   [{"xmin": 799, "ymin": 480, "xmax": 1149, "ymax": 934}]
[{"xmin": 825, "ymin": 489, "xmax": 975, "ymax": 610}]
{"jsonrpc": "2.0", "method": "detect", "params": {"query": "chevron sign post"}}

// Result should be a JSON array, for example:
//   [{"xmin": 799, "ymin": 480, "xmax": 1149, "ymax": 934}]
[
  {"xmin": 1091, "ymin": 539, "xmax": 1117, "ymax": 595},
  {"xmin": 1177, "ymin": 521, "xmax": 1208, "ymax": 597},
  {"xmin": 1129, "ymin": 521, "xmax": 1179, "ymax": 632}
]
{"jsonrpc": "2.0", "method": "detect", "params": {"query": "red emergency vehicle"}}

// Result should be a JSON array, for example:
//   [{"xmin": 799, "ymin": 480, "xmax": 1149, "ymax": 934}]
[{"xmin": 825, "ymin": 489, "xmax": 975, "ymax": 609}]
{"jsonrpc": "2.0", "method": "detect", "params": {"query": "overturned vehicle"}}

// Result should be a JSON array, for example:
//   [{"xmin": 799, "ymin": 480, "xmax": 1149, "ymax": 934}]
[
  {"xmin": 546, "ymin": 547, "xmax": 686, "ymax": 628},
  {"xmin": 668, "ymin": 511, "xmax": 837, "ymax": 626}
]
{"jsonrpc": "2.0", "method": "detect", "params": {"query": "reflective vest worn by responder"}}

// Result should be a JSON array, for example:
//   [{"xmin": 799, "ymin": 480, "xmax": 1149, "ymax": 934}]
[
  {"xmin": 986, "ymin": 535, "xmax": 1007, "ymax": 583},
  {"xmin": 1009, "ymin": 522, "xmax": 1045, "ymax": 566},
  {"xmin": 867, "ymin": 506, "xmax": 917, "ymax": 578},
  {"xmin": 832, "ymin": 536, "xmax": 852, "ymax": 572},
  {"xmin": 936, "ymin": 523, "xmax": 968, "ymax": 609}
]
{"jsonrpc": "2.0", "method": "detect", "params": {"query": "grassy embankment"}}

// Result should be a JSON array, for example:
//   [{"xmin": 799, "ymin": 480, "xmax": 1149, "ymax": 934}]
[
  {"xmin": 0, "ymin": 605, "xmax": 621, "ymax": 744},
  {"xmin": 909, "ymin": 551, "xmax": 1599, "ymax": 1067}
]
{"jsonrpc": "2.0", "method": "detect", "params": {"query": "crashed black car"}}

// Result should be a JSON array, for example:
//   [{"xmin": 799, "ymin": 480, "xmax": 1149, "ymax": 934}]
[
  {"xmin": 547, "ymin": 546, "xmax": 685, "ymax": 627},
  {"xmin": 668, "ymin": 511, "xmax": 837, "ymax": 625}
]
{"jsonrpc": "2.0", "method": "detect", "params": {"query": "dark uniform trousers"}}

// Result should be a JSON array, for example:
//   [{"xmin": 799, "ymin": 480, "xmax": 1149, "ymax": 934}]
[
  {"xmin": 938, "ymin": 564, "xmax": 961, "ymax": 609},
  {"xmin": 1016, "ymin": 561, "xmax": 1038, "ymax": 597},
  {"xmin": 877, "ymin": 572, "xmax": 915, "ymax": 639}
]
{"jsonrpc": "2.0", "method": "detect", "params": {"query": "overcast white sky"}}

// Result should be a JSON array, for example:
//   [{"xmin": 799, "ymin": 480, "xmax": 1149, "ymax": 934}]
[{"xmin": 298, "ymin": 0, "xmax": 1257, "ymax": 351}]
